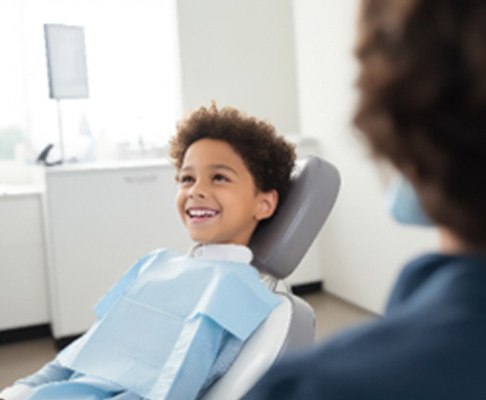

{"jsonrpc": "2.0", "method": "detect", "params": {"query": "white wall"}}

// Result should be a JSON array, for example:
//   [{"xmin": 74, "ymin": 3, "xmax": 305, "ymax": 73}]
[
  {"xmin": 292, "ymin": 0, "xmax": 439, "ymax": 314},
  {"xmin": 176, "ymin": 0, "xmax": 300, "ymax": 135}
]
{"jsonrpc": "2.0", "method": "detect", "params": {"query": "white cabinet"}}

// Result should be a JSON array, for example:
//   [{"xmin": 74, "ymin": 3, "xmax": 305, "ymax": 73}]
[
  {"xmin": 0, "ymin": 189, "xmax": 49, "ymax": 330},
  {"xmin": 44, "ymin": 161, "xmax": 193, "ymax": 338}
]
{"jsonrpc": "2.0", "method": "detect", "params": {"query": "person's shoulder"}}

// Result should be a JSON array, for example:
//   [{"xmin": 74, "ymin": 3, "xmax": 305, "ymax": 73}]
[
  {"xmin": 143, "ymin": 248, "xmax": 183, "ymax": 263},
  {"xmin": 248, "ymin": 301, "xmax": 486, "ymax": 400},
  {"xmin": 249, "ymin": 313, "xmax": 437, "ymax": 398},
  {"xmin": 244, "ymin": 320, "xmax": 385, "ymax": 398},
  {"xmin": 145, "ymin": 247, "xmax": 178, "ymax": 257},
  {"xmin": 136, "ymin": 248, "xmax": 182, "ymax": 274}
]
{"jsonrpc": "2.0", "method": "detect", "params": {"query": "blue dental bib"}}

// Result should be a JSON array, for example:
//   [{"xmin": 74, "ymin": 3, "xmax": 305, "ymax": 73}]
[{"xmin": 56, "ymin": 249, "xmax": 280, "ymax": 400}]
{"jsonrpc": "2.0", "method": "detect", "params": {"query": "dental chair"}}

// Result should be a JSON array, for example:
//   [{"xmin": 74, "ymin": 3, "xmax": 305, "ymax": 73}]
[{"xmin": 203, "ymin": 155, "xmax": 341, "ymax": 400}]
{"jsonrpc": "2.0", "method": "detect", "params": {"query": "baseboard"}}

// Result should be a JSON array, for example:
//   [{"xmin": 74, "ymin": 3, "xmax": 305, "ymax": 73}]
[
  {"xmin": 0, "ymin": 324, "xmax": 51, "ymax": 344},
  {"xmin": 55, "ymin": 334, "xmax": 82, "ymax": 351},
  {"xmin": 291, "ymin": 280, "xmax": 323, "ymax": 295},
  {"xmin": 0, "ymin": 324, "xmax": 84, "ymax": 351}
]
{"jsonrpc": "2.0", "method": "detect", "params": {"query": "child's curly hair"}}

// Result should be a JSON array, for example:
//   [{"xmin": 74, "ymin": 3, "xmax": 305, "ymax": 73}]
[{"xmin": 169, "ymin": 103, "xmax": 296, "ymax": 201}]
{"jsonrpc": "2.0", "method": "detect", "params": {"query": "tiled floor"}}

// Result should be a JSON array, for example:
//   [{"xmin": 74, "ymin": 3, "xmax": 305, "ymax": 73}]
[{"xmin": 0, "ymin": 291, "xmax": 376, "ymax": 390}]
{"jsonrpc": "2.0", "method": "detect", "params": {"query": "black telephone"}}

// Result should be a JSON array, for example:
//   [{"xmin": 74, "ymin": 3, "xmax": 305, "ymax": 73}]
[{"xmin": 36, "ymin": 144, "xmax": 63, "ymax": 166}]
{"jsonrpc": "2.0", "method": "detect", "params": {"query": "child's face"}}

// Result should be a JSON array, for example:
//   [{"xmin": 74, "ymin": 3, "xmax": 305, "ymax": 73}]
[{"xmin": 176, "ymin": 138, "xmax": 277, "ymax": 245}]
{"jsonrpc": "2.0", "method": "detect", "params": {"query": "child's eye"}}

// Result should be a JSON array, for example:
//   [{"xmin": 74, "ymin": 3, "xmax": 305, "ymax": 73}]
[
  {"xmin": 178, "ymin": 174, "xmax": 194, "ymax": 185},
  {"xmin": 213, "ymin": 174, "xmax": 229, "ymax": 183}
]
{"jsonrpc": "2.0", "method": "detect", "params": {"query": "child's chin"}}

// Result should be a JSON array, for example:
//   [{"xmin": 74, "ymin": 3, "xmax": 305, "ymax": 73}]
[
  {"xmin": 192, "ymin": 237, "xmax": 227, "ymax": 246},
  {"xmin": 190, "ymin": 234, "xmax": 213, "ymax": 244}
]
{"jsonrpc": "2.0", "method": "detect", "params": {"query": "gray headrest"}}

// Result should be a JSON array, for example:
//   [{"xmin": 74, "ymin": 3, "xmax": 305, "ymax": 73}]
[{"xmin": 249, "ymin": 156, "xmax": 340, "ymax": 279}]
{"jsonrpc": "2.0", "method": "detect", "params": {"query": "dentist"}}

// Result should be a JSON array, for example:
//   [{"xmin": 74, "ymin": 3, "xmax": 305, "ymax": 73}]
[{"xmin": 245, "ymin": 0, "xmax": 486, "ymax": 398}]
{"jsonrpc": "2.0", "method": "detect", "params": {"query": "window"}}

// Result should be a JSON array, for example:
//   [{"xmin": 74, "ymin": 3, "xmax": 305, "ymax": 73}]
[{"xmin": 0, "ymin": 0, "xmax": 181, "ymax": 184}]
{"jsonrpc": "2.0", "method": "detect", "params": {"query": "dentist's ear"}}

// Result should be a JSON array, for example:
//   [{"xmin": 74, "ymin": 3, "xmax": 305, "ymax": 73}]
[{"xmin": 255, "ymin": 190, "xmax": 279, "ymax": 221}]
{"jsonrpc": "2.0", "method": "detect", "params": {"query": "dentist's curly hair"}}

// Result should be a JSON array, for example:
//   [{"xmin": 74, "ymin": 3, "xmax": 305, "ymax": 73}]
[
  {"xmin": 355, "ymin": 0, "xmax": 486, "ymax": 247},
  {"xmin": 169, "ymin": 103, "xmax": 296, "ymax": 202}
]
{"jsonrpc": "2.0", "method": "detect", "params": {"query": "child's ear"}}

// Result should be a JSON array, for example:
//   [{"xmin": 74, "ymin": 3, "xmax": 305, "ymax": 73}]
[{"xmin": 255, "ymin": 190, "xmax": 279, "ymax": 221}]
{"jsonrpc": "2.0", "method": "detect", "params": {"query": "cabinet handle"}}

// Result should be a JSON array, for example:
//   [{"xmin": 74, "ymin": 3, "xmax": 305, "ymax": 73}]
[{"xmin": 124, "ymin": 175, "xmax": 158, "ymax": 183}]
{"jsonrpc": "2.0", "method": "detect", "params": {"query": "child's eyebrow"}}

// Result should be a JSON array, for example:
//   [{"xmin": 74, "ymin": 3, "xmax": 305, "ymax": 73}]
[
  {"xmin": 210, "ymin": 164, "xmax": 238, "ymax": 175},
  {"xmin": 180, "ymin": 164, "xmax": 238, "ymax": 175}
]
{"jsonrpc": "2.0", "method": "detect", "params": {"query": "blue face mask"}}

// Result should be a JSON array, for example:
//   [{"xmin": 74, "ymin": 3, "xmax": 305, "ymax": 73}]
[{"xmin": 387, "ymin": 175, "xmax": 434, "ymax": 227}]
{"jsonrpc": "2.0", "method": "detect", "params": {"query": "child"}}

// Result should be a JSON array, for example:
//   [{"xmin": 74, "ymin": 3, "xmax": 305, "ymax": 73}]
[{"xmin": 0, "ymin": 104, "xmax": 296, "ymax": 400}]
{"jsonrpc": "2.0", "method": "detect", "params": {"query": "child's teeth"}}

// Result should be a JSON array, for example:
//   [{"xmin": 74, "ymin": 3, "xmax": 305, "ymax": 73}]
[{"xmin": 190, "ymin": 209, "xmax": 216, "ymax": 217}]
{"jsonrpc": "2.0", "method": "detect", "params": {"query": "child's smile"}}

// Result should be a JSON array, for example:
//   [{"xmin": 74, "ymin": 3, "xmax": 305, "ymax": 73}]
[{"xmin": 186, "ymin": 206, "xmax": 221, "ymax": 224}]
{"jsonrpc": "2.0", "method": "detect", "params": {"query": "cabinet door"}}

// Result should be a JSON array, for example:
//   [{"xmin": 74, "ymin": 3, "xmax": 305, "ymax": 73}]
[
  {"xmin": 0, "ymin": 194, "xmax": 49, "ymax": 330},
  {"xmin": 45, "ymin": 164, "xmax": 193, "ymax": 338}
]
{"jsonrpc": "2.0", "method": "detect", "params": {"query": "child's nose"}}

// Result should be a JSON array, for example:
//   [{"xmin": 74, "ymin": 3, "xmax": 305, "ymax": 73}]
[{"xmin": 188, "ymin": 180, "xmax": 207, "ymax": 198}]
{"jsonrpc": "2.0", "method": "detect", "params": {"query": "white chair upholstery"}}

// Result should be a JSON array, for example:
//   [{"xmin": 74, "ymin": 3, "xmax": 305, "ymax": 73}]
[{"xmin": 203, "ymin": 156, "xmax": 341, "ymax": 400}]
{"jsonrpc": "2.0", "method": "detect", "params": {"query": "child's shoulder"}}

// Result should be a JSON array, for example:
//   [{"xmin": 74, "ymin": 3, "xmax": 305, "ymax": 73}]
[
  {"xmin": 135, "ymin": 248, "xmax": 181, "ymax": 274},
  {"xmin": 147, "ymin": 247, "xmax": 180, "ymax": 258}
]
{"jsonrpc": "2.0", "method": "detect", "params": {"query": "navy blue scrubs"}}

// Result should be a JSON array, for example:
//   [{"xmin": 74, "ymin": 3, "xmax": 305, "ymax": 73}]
[{"xmin": 245, "ymin": 254, "xmax": 486, "ymax": 399}]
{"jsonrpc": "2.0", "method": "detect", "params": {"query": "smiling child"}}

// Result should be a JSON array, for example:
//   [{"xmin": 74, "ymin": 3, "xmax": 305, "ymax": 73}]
[{"xmin": 1, "ymin": 104, "xmax": 296, "ymax": 400}]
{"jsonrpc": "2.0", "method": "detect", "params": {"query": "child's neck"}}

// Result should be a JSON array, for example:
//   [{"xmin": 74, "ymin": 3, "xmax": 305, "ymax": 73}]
[{"xmin": 190, "ymin": 243, "xmax": 253, "ymax": 263}]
